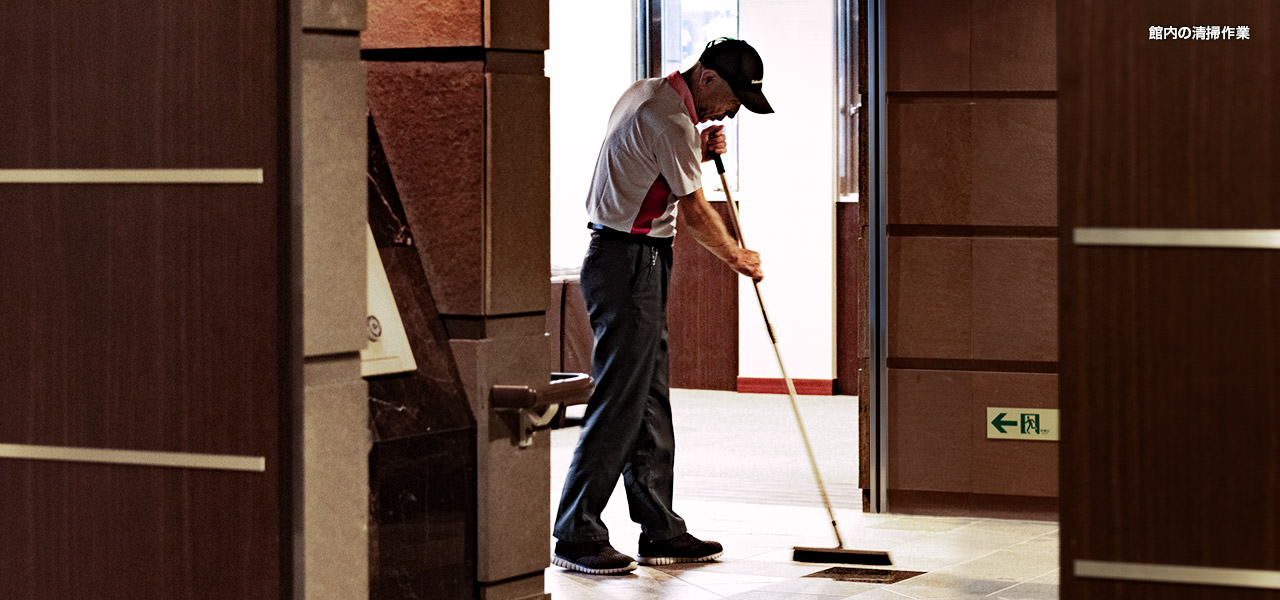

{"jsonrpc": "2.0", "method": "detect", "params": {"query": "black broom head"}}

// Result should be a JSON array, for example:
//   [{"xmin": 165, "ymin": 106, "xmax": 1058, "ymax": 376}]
[{"xmin": 793, "ymin": 546, "xmax": 893, "ymax": 566}]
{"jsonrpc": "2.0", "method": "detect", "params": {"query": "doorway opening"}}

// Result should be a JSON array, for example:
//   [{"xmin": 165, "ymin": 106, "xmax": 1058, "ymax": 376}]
[
  {"xmin": 546, "ymin": 0, "xmax": 873, "ymax": 512},
  {"xmin": 542, "ymin": 1, "xmax": 1065, "ymax": 595}
]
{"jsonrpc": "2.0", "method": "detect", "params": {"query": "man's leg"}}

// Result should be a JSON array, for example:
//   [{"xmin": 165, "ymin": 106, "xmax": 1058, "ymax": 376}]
[
  {"xmin": 625, "ymin": 334, "xmax": 723, "ymax": 565},
  {"xmin": 620, "ymin": 245, "xmax": 723, "ymax": 565},
  {"xmin": 621, "ymin": 331, "xmax": 688, "ymax": 539},
  {"xmin": 621, "ymin": 243, "xmax": 686, "ymax": 539},
  {"xmin": 553, "ymin": 238, "xmax": 666, "ymax": 544}
]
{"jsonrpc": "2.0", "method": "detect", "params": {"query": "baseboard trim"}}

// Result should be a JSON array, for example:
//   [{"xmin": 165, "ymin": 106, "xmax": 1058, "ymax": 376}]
[
  {"xmin": 737, "ymin": 377, "xmax": 836, "ymax": 396},
  {"xmin": 885, "ymin": 490, "xmax": 1058, "ymax": 520}
]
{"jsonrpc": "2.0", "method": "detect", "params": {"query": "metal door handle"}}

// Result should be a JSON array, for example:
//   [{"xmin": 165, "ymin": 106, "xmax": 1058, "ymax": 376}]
[
  {"xmin": 491, "ymin": 372, "xmax": 593, "ymax": 447},
  {"xmin": 491, "ymin": 372, "xmax": 592, "ymax": 410}
]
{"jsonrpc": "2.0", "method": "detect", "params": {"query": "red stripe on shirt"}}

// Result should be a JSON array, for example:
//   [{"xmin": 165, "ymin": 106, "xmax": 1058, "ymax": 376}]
[{"xmin": 631, "ymin": 175, "xmax": 671, "ymax": 234}]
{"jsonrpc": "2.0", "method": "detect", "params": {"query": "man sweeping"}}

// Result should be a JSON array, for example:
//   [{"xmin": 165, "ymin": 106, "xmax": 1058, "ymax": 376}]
[{"xmin": 552, "ymin": 38, "xmax": 775, "ymax": 575}]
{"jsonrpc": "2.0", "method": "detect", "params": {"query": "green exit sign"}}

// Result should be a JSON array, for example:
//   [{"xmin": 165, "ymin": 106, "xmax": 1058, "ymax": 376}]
[{"xmin": 986, "ymin": 407, "xmax": 1059, "ymax": 441}]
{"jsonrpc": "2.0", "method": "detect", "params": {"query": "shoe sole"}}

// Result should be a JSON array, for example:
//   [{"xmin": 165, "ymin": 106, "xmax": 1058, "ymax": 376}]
[
  {"xmin": 637, "ymin": 550, "xmax": 724, "ymax": 566},
  {"xmin": 552, "ymin": 554, "xmax": 638, "ymax": 575}
]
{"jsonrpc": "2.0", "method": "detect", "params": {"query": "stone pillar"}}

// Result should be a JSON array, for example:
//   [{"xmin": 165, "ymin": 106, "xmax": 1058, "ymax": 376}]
[
  {"xmin": 364, "ymin": 1, "xmax": 552, "ymax": 599},
  {"xmin": 295, "ymin": 0, "xmax": 370, "ymax": 597}
]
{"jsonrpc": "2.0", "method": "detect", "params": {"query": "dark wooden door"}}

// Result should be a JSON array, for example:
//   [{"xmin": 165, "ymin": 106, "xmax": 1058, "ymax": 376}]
[
  {"xmin": 0, "ymin": 2, "xmax": 289, "ymax": 598},
  {"xmin": 1060, "ymin": 1, "xmax": 1280, "ymax": 597}
]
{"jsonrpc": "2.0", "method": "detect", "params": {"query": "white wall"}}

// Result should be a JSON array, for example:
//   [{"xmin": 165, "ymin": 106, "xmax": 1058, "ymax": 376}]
[
  {"xmin": 547, "ymin": 0, "xmax": 633, "ymax": 269},
  {"xmin": 737, "ymin": 0, "xmax": 836, "ymax": 381}
]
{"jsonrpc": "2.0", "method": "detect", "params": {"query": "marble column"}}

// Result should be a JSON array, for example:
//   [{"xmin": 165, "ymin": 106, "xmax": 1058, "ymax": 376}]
[{"xmin": 364, "ymin": 1, "xmax": 552, "ymax": 598}]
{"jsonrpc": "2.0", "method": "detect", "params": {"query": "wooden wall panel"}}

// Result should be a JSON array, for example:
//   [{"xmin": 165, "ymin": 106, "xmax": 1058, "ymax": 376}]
[
  {"xmin": 888, "ymin": 237, "xmax": 973, "ymax": 359},
  {"xmin": 887, "ymin": 369, "xmax": 1058, "ymax": 499},
  {"xmin": 971, "ymin": 101, "xmax": 1056, "ymax": 226},
  {"xmin": 889, "ymin": 100, "xmax": 1057, "ymax": 227},
  {"xmin": 884, "ymin": 0, "xmax": 1058, "ymax": 517},
  {"xmin": 0, "ymin": 2, "xmax": 278, "ymax": 169},
  {"xmin": 887, "ymin": 369, "xmax": 973, "ymax": 492},
  {"xmin": 562, "ymin": 279, "xmax": 593, "ymax": 376},
  {"xmin": 968, "ymin": 372, "xmax": 1057, "ymax": 497},
  {"xmin": 1060, "ymin": 1, "xmax": 1280, "ymax": 596},
  {"xmin": 970, "ymin": 238, "xmax": 1056, "ymax": 361},
  {"xmin": 1066, "ymin": 250, "xmax": 1280, "ymax": 559},
  {"xmin": 0, "ymin": 0, "xmax": 286, "ymax": 597},
  {"xmin": 835, "ymin": 202, "xmax": 861, "ymax": 396},
  {"xmin": 4, "ymin": 464, "xmax": 279, "ymax": 600},
  {"xmin": 0, "ymin": 189, "xmax": 280, "ymax": 454},
  {"xmin": 888, "ymin": 102, "xmax": 972, "ymax": 225},
  {"xmin": 885, "ymin": 0, "xmax": 971, "ymax": 91},
  {"xmin": 669, "ymin": 201, "xmax": 738, "ymax": 390},
  {"xmin": 971, "ymin": 0, "xmax": 1056, "ymax": 91}
]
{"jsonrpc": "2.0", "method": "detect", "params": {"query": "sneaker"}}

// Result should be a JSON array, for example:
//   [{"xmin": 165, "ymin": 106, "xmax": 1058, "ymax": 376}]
[
  {"xmin": 552, "ymin": 540, "xmax": 638, "ymax": 575},
  {"xmin": 637, "ymin": 532, "xmax": 724, "ymax": 566}
]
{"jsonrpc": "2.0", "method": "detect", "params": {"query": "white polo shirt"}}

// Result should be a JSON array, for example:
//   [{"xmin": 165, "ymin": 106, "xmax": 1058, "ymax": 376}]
[{"xmin": 584, "ymin": 72, "xmax": 703, "ymax": 238}]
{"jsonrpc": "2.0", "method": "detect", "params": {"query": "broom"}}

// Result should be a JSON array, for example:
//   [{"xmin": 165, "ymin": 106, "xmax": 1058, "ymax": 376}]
[{"xmin": 713, "ymin": 155, "xmax": 891, "ymax": 566}]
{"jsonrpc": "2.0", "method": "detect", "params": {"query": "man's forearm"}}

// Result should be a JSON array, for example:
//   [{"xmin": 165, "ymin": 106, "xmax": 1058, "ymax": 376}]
[
  {"xmin": 680, "ymin": 189, "xmax": 740, "ymax": 264},
  {"xmin": 679, "ymin": 188, "xmax": 763, "ymax": 280}
]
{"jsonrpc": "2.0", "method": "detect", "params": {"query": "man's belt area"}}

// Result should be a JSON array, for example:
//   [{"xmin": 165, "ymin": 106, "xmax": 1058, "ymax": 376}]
[{"xmin": 587, "ymin": 223, "xmax": 674, "ymax": 248}]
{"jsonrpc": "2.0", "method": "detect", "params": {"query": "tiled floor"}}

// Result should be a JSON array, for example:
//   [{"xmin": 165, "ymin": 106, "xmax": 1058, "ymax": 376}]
[{"xmin": 546, "ymin": 389, "xmax": 1059, "ymax": 599}]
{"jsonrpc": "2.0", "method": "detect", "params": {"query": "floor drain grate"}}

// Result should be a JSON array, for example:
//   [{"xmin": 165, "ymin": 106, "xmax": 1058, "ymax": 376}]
[{"xmin": 804, "ymin": 567, "xmax": 926, "ymax": 584}]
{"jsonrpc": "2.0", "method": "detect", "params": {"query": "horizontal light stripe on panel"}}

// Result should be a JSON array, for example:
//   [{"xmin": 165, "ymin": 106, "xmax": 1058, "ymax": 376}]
[
  {"xmin": 0, "ymin": 169, "xmax": 263, "ymax": 184},
  {"xmin": 0, "ymin": 443, "xmax": 265, "ymax": 472},
  {"xmin": 1076, "ymin": 560, "xmax": 1280, "ymax": 590},
  {"xmin": 1074, "ymin": 228, "xmax": 1280, "ymax": 249}
]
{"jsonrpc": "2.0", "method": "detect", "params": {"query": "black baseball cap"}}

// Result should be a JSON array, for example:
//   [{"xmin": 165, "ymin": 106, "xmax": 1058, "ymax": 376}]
[{"xmin": 698, "ymin": 38, "xmax": 775, "ymax": 114}]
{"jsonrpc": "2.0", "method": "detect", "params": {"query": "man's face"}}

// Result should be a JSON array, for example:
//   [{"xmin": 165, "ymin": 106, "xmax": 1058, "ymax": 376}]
[{"xmin": 696, "ymin": 75, "xmax": 742, "ymax": 123}]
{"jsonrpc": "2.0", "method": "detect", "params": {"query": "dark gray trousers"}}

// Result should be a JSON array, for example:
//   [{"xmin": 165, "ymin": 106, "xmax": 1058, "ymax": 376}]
[{"xmin": 553, "ymin": 233, "xmax": 687, "ymax": 543}]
